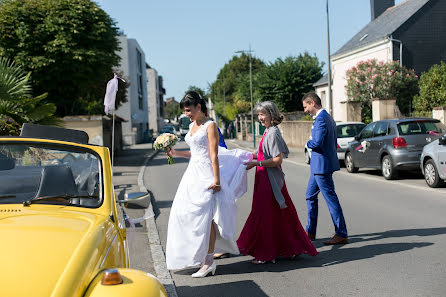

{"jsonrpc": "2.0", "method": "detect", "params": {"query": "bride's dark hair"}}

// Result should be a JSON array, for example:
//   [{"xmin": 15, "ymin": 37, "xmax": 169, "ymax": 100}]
[{"xmin": 180, "ymin": 91, "xmax": 207, "ymax": 114}]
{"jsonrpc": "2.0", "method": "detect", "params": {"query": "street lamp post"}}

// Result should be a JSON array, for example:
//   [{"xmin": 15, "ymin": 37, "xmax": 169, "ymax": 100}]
[
  {"xmin": 235, "ymin": 45, "xmax": 255, "ymax": 148},
  {"xmin": 326, "ymin": 0, "xmax": 333, "ymax": 116}
]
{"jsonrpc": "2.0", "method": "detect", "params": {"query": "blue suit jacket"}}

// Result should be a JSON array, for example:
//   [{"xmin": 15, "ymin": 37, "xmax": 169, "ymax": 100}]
[{"xmin": 306, "ymin": 109, "xmax": 340, "ymax": 174}]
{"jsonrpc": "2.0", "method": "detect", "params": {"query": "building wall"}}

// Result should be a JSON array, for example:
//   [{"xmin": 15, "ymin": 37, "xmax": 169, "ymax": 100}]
[
  {"xmin": 146, "ymin": 67, "xmax": 161, "ymax": 134},
  {"xmin": 393, "ymin": 0, "xmax": 446, "ymax": 75},
  {"xmin": 314, "ymin": 85, "xmax": 329, "ymax": 109},
  {"xmin": 62, "ymin": 116, "xmax": 104, "ymax": 146},
  {"xmin": 331, "ymin": 40, "xmax": 392, "ymax": 121},
  {"xmin": 115, "ymin": 35, "xmax": 149, "ymax": 145}
]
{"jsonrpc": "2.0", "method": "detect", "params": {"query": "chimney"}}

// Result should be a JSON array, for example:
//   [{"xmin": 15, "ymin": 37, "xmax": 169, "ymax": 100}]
[{"xmin": 370, "ymin": 0, "xmax": 395, "ymax": 20}]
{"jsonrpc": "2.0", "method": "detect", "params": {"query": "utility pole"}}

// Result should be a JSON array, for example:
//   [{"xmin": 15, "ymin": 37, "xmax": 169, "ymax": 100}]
[
  {"xmin": 235, "ymin": 45, "xmax": 255, "ymax": 148},
  {"xmin": 326, "ymin": 0, "xmax": 333, "ymax": 116}
]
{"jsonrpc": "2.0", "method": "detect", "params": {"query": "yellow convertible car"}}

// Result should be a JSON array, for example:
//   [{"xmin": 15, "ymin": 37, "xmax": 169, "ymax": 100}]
[{"xmin": 0, "ymin": 124, "xmax": 167, "ymax": 297}]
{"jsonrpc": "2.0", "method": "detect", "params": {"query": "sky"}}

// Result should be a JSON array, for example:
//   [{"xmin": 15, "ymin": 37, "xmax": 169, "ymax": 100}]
[{"xmin": 97, "ymin": 0, "xmax": 405, "ymax": 102}]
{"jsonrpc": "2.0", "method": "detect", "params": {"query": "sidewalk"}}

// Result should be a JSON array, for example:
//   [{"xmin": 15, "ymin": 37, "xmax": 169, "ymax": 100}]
[{"xmin": 112, "ymin": 143, "xmax": 177, "ymax": 297}]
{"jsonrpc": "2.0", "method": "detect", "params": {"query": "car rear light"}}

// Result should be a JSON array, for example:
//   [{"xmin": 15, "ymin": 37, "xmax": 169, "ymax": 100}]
[
  {"xmin": 337, "ymin": 143, "xmax": 341, "ymax": 149},
  {"xmin": 393, "ymin": 137, "xmax": 407, "ymax": 148},
  {"xmin": 101, "ymin": 269, "xmax": 123, "ymax": 285}
]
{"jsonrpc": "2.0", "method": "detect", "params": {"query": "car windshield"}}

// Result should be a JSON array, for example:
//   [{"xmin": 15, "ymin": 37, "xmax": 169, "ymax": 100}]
[
  {"xmin": 0, "ymin": 144, "xmax": 102, "ymax": 207},
  {"xmin": 337, "ymin": 124, "xmax": 366, "ymax": 138},
  {"xmin": 397, "ymin": 121, "xmax": 446, "ymax": 136}
]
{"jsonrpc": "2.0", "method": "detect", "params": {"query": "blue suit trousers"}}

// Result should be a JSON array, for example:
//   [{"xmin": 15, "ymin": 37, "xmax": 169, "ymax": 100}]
[{"xmin": 305, "ymin": 173, "xmax": 347, "ymax": 238}]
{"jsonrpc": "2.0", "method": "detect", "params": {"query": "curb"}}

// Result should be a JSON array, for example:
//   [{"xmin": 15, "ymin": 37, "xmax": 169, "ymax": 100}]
[{"xmin": 137, "ymin": 150, "xmax": 178, "ymax": 297}]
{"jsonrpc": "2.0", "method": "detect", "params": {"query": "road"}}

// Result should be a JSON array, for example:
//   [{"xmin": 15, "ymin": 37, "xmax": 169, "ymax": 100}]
[{"xmin": 144, "ymin": 140, "xmax": 446, "ymax": 297}]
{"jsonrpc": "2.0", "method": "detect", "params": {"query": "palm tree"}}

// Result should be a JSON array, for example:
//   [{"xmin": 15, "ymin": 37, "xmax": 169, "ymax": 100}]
[{"xmin": 0, "ymin": 57, "xmax": 60, "ymax": 136}]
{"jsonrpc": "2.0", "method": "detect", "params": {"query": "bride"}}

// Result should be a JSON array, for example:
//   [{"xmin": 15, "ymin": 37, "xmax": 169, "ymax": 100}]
[{"xmin": 165, "ymin": 91, "xmax": 251, "ymax": 277}]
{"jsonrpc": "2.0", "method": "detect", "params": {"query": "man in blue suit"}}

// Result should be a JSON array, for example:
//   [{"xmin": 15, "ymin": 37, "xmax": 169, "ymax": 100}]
[{"xmin": 302, "ymin": 92, "xmax": 348, "ymax": 245}]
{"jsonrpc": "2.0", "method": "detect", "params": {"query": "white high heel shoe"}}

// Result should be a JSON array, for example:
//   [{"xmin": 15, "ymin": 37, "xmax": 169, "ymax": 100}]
[{"xmin": 191, "ymin": 262, "xmax": 217, "ymax": 278}]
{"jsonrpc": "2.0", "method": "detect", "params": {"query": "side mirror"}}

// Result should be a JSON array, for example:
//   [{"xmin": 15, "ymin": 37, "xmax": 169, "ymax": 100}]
[
  {"xmin": 354, "ymin": 135, "xmax": 361, "ymax": 141},
  {"xmin": 439, "ymin": 136, "xmax": 446, "ymax": 145},
  {"xmin": 118, "ymin": 191, "xmax": 150, "ymax": 208}
]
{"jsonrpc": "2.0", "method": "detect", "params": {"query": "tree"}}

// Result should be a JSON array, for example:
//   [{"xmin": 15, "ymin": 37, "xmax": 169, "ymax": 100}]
[
  {"xmin": 164, "ymin": 102, "xmax": 181, "ymax": 121},
  {"xmin": 413, "ymin": 61, "xmax": 446, "ymax": 115},
  {"xmin": 0, "ymin": 0, "xmax": 122, "ymax": 116},
  {"xmin": 209, "ymin": 53, "xmax": 265, "ymax": 120},
  {"xmin": 345, "ymin": 59, "xmax": 418, "ymax": 123},
  {"xmin": 255, "ymin": 52, "xmax": 324, "ymax": 112},
  {"xmin": 0, "ymin": 56, "xmax": 60, "ymax": 136},
  {"xmin": 184, "ymin": 85, "xmax": 207, "ymax": 99}
]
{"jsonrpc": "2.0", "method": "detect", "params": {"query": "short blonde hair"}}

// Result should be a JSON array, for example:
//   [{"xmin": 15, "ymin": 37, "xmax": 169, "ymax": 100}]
[{"xmin": 255, "ymin": 101, "xmax": 283, "ymax": 126}]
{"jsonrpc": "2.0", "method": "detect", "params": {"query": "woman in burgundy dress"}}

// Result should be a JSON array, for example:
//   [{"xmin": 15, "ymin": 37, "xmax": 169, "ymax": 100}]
[{"xmin": 237, "ymin": 101, "xmax": 318, "ymax": 264}]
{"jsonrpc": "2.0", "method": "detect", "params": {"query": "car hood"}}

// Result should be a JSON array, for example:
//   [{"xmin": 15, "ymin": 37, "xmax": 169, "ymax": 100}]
[{"xmin": 0, "ymin": 205, "xmax": 112, "ymax": 297}]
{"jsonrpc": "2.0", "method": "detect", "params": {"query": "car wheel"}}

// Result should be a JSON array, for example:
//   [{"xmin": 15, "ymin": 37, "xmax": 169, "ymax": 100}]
[
  {"xmin": 424, "ymin": 159, "xmax": 444, "ymax": 188},
  {"xmin": 304, "ymin": 149, "xmax": 310, "ymax": 164},
  {"xmin": 345, "ymin": 152, "xmax": 358, "ymax": 173},
  {"xmin": 381, "ymin": 155, "xmax": 398, "ymax": 180}
]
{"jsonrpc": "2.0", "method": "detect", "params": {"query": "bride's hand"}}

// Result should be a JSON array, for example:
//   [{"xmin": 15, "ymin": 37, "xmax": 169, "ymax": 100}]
[
  {"xmin": 244, "ymin": 161, "xmax": 257, "ymax": 171},
  {"xmin": 208, "ymin": 183, "xmax": 221, "ymax": 194},
  {"xmin": 165, "ymin": 148, "xmax": 176, "ymax": 158}
]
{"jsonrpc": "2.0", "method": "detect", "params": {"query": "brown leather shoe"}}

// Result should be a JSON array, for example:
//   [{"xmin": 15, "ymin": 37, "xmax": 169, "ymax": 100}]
[
  {"xmin": 306, "ymin": 232, "xmax": 316, "ymax": 241},
  {"xmin": 323, "ymin": 235, "xmax": 348, "ymax": 245}
]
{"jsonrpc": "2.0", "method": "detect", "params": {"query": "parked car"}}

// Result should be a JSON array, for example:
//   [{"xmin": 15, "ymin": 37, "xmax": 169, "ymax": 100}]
[
  {"xmin": 160, "ymin": 125, "xmax": 176, "ymax": 134},
  {"xmin": 0, "ymin": 124, "xmax": 167, "ymax": 297},
  {"xmin": 304, "ymin": 122, "xmax": 366, "ymax": 164},
  {"xmin": 421, "ymin": 134, "xmax": 446, "ymax": 187},
  {"xmin": 345, "ymin": 118, "xmax": 446, "ymax": 180}
]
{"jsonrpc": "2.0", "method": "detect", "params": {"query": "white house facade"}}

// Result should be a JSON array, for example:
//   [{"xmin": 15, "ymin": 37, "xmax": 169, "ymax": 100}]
[
  {"xmin": 331, "ymin": 39, "xmax": 393, "ymax": 121},
  {"xmin": 146, "ymin": 65, "xmax": 165, "ymax": 134},
  {"xmin": 115, "ymin": 35, "xmax": 149, "ymax": 145}
]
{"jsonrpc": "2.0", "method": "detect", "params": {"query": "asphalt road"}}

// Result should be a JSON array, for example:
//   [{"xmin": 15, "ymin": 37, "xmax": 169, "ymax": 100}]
[{"xmin": 145, "ymin": 140, "xmax": 446, "ymax": 297}]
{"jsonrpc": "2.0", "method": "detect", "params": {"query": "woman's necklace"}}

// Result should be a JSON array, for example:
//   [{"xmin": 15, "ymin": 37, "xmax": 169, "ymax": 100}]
[{"xmin": 195, "ymin": 116, "xmax": 208, "ymax": 126}]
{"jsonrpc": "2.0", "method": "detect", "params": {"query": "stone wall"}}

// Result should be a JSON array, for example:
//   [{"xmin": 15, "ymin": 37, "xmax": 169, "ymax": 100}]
[
  {"xmin": 433, "ymin": 106, "xmax": 446, "ymax": 124},
  {"xmin": 372, "ymin": 98, "xmax": 401, "ymax": 121},
  {"xmin": 279, "ymin": 121, "xmax": 313, "ymax": 148}
]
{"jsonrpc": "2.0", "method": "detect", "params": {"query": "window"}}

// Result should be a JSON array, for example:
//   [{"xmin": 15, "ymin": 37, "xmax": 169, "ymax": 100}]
[
  {"xmin": 397, "ymin": 120, "xmax": 446, "ymax": 135},
  {"xmin": 336, "ymin": 123, "xmax": 366, "ymax": 138},
  {"xmin": 136, "ymin": 49, "xmax": 144, "ymax": 110},
  {"xmin": 373, "ymin": 122, "xmax": 389, "ymax": 137},
  {"xmin": 359, "ymin": 122, "xmax": 376, "ymax": 139}
]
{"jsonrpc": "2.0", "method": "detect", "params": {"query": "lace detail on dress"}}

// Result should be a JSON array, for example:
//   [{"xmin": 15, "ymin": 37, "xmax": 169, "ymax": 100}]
[{"xmin": 185, "ymin": 120, "xmax": 214, "ymax": 161}]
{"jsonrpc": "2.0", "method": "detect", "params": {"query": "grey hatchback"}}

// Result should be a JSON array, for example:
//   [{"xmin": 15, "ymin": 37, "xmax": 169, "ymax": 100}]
[{"xmin": 345, "ymin": 118, "xmax": 446, "ymax": 180}]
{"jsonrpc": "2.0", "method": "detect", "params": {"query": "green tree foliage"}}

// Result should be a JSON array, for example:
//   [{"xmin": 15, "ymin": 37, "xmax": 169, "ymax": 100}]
[
  {"xmin": 164, "ymin": 102, "xmax": 182, "ymax": 121},
  {"xmin": 209, "ymin": 53, "xmax": 265, "ymax": 120},
  {"xmin": 345, "ymin": 59, "xmax": 418, "ymax": 123},
  {"xmin": 413, "ymin": 61, "xmax": 446, "ymax": 114},
  {"xmin": 255, "ymin": 52, "xmax": 324, "ymax": 112},
  {"xmin": 0, "ymin": 57, "xmax": 60, "ymax": 136},
  {"xmin": 184, "ymin": 85, "xmax": 207, "ymax": 99},
  {"xmin": 0, "ymin": 0, "xmax": 123, "ymax": 116}
]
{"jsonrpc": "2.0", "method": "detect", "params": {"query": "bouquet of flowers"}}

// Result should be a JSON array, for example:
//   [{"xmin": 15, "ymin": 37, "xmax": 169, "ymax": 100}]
[{"xmin": 154, "ymin": 133, "xmax": 179, "ymax": 165}]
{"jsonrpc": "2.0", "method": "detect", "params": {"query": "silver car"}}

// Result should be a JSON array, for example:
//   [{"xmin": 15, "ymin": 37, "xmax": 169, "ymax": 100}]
[
  {"xmin": 345, "ymin": 118, "xmax": 446, "ymax": 180},
  {"xmin": 304, "ymin": 122, "xmax": 365, "ymax": 164},
  {"xmin": 421, "ymin": 135, "xmax": 446, "ymax": 187}
]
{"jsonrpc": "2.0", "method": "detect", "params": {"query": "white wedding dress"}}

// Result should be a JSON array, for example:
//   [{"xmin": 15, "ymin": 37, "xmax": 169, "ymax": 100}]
[{"xmin": 166, "ymin": 120, "xmax": 252, "ymax": 270}]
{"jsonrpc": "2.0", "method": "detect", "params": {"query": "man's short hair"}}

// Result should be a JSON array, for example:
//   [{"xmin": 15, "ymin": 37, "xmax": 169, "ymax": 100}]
[{"xmin": 302, "ymin": 92, "xmax": 322, "ymax": 107}]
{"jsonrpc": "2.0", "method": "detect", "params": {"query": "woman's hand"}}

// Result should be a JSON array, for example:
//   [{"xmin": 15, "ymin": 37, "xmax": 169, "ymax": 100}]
[
  {"xmin": 165, "ymin": 147, "xmax": 176, "ymax": 158},
  {"xmin": 244, "ymin": 161, "xmax": 258, "ymax": 171},
  {"xmin": 208, "ymin": 183, "xmax": 221, "ymax": 194}
]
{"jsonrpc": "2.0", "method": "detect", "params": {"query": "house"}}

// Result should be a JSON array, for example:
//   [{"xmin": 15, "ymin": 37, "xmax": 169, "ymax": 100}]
[
  {"xmin": 146, "ymin": 63, "xmax": 166, "ymax": 135},
  {"xmin": 114, "ymin": 35, "xmax": 149, "ymax": 145},
  {"xmin": 312, "ymin": 73, "xmax": 329, "ymax": 109},
  {"xmin": 324, "ymin": 0, "xmax": 446, "ymax": 121}
]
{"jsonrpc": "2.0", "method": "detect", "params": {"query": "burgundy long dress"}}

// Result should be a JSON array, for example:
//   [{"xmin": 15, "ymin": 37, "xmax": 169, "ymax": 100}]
[{"xmin": 237, "ymin": 132, "xmax": 318, "ymax": 262}]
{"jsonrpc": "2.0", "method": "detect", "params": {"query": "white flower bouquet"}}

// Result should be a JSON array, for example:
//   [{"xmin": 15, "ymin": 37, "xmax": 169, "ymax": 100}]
[{"xmin": 154, "ymin": 133, "xmax": 179, "ymax": 165}]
